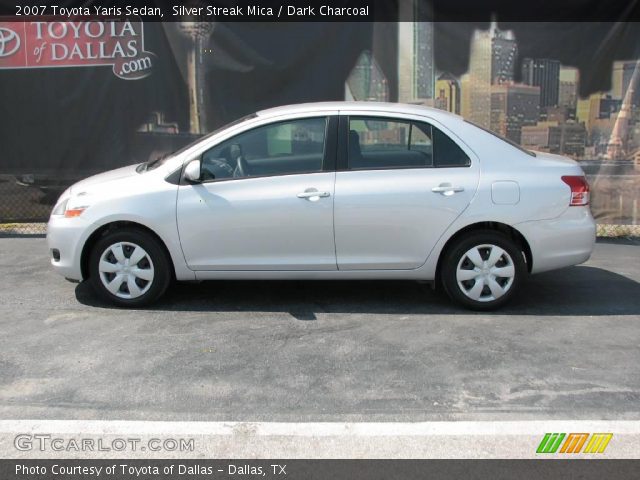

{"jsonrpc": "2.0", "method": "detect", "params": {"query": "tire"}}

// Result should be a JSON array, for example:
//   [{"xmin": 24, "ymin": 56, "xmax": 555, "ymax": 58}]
[
  {"xmin": 88, "ymin": 228, "xmax": 171, "ymax": 307},
  {"xmin": 441, "ymin": 230, "xmax": 526, "ymax": 311}
]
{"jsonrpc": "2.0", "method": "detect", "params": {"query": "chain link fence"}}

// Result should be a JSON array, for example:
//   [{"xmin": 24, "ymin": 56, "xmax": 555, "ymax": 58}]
[
  {"xmin": 0, "ymin": 174, "xmax": 56, "ymax": 235},
  {"xmin": 1, "ymin": 172, "xmax": 639, "ymax": 238}
]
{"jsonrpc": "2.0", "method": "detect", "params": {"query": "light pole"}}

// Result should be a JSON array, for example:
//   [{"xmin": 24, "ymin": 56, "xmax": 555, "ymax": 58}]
[{"xmin": 178, "ymin": 21, "xmax": 214, "ymax": 134}]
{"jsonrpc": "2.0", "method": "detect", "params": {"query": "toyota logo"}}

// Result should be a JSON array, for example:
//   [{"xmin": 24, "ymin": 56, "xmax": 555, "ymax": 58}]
[{"xmin": 0, "ymin": 27, "xmax": 21, "ymax": 58}]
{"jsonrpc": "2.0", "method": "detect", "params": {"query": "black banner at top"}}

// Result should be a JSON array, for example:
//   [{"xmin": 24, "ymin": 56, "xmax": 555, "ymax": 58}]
[{"xmin": 2, "ymin": 0, "xmax": 640, "ymax": 22}]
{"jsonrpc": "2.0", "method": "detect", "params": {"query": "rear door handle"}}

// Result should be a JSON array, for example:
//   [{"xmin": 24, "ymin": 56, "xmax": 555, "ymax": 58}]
[
  {"xmin": 432, "ymin": 183, "xmax": 464, "ymax": 195},
  {"xmin": 297, "ymin": 189, "xmax": 330, "ymax": 200}
]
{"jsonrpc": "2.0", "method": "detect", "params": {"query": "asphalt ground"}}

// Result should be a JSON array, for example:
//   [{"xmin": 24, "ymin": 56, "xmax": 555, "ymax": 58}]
[{"xmin": 0, "ymin": 238, "xmax": 639, "ymax": 422}]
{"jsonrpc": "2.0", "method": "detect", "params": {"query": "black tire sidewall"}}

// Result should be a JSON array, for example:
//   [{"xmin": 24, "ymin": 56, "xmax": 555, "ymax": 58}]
[
  {"xmin": 88, "ymin": 229, "xmax": 171, "ymax": 307},
  {"xmin": 441, "ymin": 231, "xmax": 526, "ymax": 311}
]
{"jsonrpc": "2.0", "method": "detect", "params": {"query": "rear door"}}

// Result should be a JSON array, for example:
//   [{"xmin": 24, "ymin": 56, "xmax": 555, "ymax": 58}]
[{"xmin": 333, "ymin": 112, "xmax": 480, "ymax": 270}]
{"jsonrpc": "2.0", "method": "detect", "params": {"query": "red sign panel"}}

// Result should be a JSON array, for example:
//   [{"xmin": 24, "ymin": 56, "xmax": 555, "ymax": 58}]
[{"xmin": 0, "ymin": 19, "xmax": 156, "ymax": 79}]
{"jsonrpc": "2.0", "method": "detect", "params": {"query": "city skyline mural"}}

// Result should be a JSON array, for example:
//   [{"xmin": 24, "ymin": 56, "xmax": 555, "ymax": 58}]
[
  {"xmin": 344, "ymin": 21, "xmax": 639, "ymax": 162},
  {"xmin": 0, "ymin": 14, "xmax": 638, "ymax": 227},
  {"xmin": 339, "ymin": 19, "xmax": 640, "ymax": 226}
]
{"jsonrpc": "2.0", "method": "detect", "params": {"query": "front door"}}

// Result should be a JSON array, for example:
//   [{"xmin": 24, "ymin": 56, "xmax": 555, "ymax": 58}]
[{"xmin": 177, "ymin": 115, "xmax": 338, "ymax": 271}]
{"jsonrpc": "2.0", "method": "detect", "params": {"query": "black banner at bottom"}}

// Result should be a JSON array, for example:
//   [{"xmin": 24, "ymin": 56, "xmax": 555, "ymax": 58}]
[{"xmin": 1, "ymin": 460, "xmax": 638, "ymax": 480}]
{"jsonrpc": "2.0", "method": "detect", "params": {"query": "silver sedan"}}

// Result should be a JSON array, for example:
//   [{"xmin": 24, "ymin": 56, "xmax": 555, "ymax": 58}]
[{"xmin": 47, "ymin": 102, "xmax": 596, "ymax": 310}]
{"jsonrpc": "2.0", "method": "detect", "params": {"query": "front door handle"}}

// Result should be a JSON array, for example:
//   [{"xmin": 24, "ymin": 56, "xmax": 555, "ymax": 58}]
[
  {"xmin": 432, "ymin": 183, "xmax": 464, "ymax": 196},
  {"xmin": 297, "ymin": 189, "xmax": 330, "ymax": 200}
]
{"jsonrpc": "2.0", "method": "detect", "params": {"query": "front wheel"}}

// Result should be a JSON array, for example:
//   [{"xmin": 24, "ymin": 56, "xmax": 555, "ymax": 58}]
[
  {"xmin": 88, "ymin": 228, "xmax": 171, "ymax": 307},
  {"xmin": 441, "ymin": 231, "xmax": 526, "ymax": 311}
]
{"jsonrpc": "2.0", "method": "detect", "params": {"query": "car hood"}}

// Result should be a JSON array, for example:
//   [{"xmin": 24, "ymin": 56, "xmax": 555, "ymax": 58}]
[{"xmin": 68, "ymin": 164, "xmax": 141, "ymax": 194}]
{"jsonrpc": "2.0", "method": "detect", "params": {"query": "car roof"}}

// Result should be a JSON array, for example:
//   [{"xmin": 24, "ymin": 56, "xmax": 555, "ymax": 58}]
[{"xmin": 256, "ymin": 101, "xmax": 462, "ymax": 123}]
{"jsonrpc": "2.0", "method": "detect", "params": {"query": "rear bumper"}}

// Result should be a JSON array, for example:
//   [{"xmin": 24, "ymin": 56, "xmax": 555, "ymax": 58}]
[
  {"xmin": 516, "ymin": 207, "xmax": 596, "ymax": 274},
  {"xmin": 46, "ymin": 215, "xmax": 90, "ymax": 281}
]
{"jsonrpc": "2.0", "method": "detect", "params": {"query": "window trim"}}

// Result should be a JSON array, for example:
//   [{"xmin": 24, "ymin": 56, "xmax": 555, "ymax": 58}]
[
  {"xmin": 194, "ymin": 115, "xmax": 337, "ymax": 184},
  {"xmin": 340, "ymin": 115, "xmax": 471, "ymax": 172}
]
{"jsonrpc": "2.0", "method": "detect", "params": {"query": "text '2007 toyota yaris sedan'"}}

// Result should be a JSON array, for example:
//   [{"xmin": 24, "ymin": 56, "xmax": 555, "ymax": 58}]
[{"xmin": 47, "ymin": 102, "xmax": 596, "ymax": 310}]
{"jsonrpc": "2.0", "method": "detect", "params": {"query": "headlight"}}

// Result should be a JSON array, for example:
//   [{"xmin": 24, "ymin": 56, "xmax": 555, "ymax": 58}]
[
  {"xmin": 51, "ymin": 198, "xmax": 68, "ymax": 216},
  {"xmin": 51, "ymin": 192, "xmax": 91, "ymax": 218}
]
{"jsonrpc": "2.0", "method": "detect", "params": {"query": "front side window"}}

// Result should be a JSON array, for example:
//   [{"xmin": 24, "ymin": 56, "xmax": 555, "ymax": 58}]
[
  {"xmin": 201, "ymin": 117, "xmax": 327, "ymax": 181},
  {"xmin": 347, "ymin": 116, "xmax": 469, "ymax": 170}
]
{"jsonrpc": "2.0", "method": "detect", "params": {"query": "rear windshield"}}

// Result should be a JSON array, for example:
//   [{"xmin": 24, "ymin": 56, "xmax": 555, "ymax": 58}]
[{"xmin": 464, "ymin": 120, "xmax": 536, "ymax": 157}]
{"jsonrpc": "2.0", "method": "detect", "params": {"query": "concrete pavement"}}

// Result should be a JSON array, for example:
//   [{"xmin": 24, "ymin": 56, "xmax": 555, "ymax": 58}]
[{"xmin": 0, "ymin": 238, "xmax": 639, "ymax": 423}]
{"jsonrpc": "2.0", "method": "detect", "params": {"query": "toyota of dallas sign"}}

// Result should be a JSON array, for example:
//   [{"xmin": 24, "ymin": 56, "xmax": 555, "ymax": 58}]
[{"xmin": 0, "ymin": 19, "xmax": 156, "ymax": 79}]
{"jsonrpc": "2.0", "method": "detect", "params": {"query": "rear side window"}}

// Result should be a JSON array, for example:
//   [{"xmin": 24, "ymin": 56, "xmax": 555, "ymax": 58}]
[
  {"xmin": 348, "ymin": 117, "xmax": 432, "ymax": 169},
  {"xmin": 432, "ymin": 127, "xmax": 471, "ymax": 167},
  {"xmin": 347, "ymin": 116, "xmax": 469, "ymax": 170}
]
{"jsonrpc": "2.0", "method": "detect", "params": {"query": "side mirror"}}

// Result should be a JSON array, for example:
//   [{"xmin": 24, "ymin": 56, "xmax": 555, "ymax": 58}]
[{"xmin": 184, "ymin": 159, "xmax": 202, "ymax": 183}]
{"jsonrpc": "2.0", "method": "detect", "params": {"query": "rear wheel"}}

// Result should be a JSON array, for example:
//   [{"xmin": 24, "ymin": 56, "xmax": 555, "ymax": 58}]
[
  {"xmin": 441, "ymin": 231, "xmax": 526, "ymax": 310},
  {"xmin": 88, "ymin": 228, "xmax": 171, "ymax": 307}
]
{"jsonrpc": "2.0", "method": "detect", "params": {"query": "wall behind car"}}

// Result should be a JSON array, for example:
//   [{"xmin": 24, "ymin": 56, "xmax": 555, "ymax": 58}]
[{"xmin": 0, "ymin": 11, "xmax": 639, "ymax": 229}]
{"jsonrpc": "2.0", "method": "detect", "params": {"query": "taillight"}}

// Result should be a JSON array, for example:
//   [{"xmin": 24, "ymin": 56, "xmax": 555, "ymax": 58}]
[{"xmin": 561, "ymin": 175, "xmax": 590, "ymax": 206}]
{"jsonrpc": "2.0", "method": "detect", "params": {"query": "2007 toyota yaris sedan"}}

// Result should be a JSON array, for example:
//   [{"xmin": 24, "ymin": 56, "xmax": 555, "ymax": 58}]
[{"xmin": 47, "ymin": 102, "xmax": 596, "ymax": 310}]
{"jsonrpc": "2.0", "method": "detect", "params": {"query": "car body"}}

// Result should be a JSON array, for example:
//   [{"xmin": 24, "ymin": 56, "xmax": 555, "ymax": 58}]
[{"xmin": 47, "ymin": 102, "xmax": 596, "ymax": 309}]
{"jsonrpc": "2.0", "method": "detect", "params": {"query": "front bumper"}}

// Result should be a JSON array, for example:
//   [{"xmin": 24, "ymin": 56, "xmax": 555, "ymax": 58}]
[
  {"xmin": 46, "ymin": 215, "xmax": 91, "ymax": 281},
  {"xmin": 516, "ymin": 206, "xmax": 596, "ymax": 274}
]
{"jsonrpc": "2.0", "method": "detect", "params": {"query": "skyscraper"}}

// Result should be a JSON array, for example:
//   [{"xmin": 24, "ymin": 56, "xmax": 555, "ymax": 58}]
[
  {"xmin": 577, "ymin": 93, "xmax": 622, "ymax": 136},
  {"xmin": 397, "ymin": 1, "xmax": 434, "ymax": 103},
  {"xmin": 434, "ymin": 73, "xmax": 460, "ymax": 114},
  {"xmin": 608, "ymin": 60, "xmax": 640, "ymax": 159},
  {"xmin": 611, "ymin": 60, "xmax": 640, "ymax": 107},
  {"xmin": 521, "ymin": 58, "xmax": 560, "ymax": 108},
  {"xmin": 345, "ymin": 50, "xmax": 389, "ymax": 102},
  {"xmin": 559, "ymin": 67, "xmax": 580, "ymax": 109},
  {"xmin": 465, "ymin": 21, "xmax": 517, "ymax": 128},
  {"xmin": 490, "ymin": 83, "xmax": 540, "ymax": 144},
  {"xmin": 521, "ymin": 122, "xmax": 586, "ymax": 157},
  {"xmin": 460, "ymin": 73, "xmax": 472, "ymax": 119},
  {"xmin": 490, "ymin": 26, "xmax": 518, "ymax": 85},
  {"xmin": 178, "ymin": 21, "xmax": 214, "ymax": 134}
]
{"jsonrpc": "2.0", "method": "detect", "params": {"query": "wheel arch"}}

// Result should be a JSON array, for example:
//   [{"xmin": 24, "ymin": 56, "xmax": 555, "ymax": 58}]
[
  {"xmin": 435, "ymin": 221, "xmax": 533, "ymax": 286},
  {"xmin": 80, "ymin": 221, "xmax": 176, "ymax": 281}
]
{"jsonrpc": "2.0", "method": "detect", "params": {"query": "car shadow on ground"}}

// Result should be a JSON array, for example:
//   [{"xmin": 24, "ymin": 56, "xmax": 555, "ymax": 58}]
[{"xmin": 74, "ymin": 265, "xmax": 640, "ymax": 317}]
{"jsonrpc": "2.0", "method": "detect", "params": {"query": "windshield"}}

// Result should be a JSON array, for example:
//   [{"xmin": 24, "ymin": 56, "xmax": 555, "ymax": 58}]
[
  {"xmin": 140, "ymin": 113, "xmax": 258, "ymax": 171},
  {"xmin": 464, "ymin": 120, "xmax": 536, "ymax": 157}
]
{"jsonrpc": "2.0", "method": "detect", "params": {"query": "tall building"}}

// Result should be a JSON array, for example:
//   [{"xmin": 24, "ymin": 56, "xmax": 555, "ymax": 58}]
[
  {"xmin": 490, "ymin": 27, "xmax": 518, "ymax": 85},
  {"xmin": 577, "ymin": 93, "xmax": 622, "ymax": 137},
  {"xmin": 178, "ymin": 21, "xmax": 214, "ymax": 134},
  {"xmin": 460, "ymin": 73, "xmax": 472, "ymax": 118},
  {"xmin": 608, "ymin": 60, "xmax": 640, "ymax": 159},
  {"xmin": 397, "ymin": 1, "xmax": 434, "ymax": 102},
  {"xmin": 559, "ymin": 67, "xmax": 580, "ymax": 109},
  {"xmin": 521, "ymin": 58, "xmax": 560, "ymax": 108},
  {"xmin": 521, "ymin": 122, "xmax": 586, "ymax": 157},
  {"xmin": 345, "ymin": 50, "xmax": 389, "ymax": 102},
  {"xmin": 434, "ymin": 73, "xmax": 460, "ymax": 114},
  {"xmin": 576, "ymin": 95, "xmax": 595, "ymax": 129},
  {"xmin": 612, "ymin": 60, "xmax": 640, "ymax": 106},
  {"xmin": 490, "ymin": 83, "xmax": 540, "ymax": 144},
  {"xmin": 465, "ymin": 21, "xmax": 517, "ymax": 128}
]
